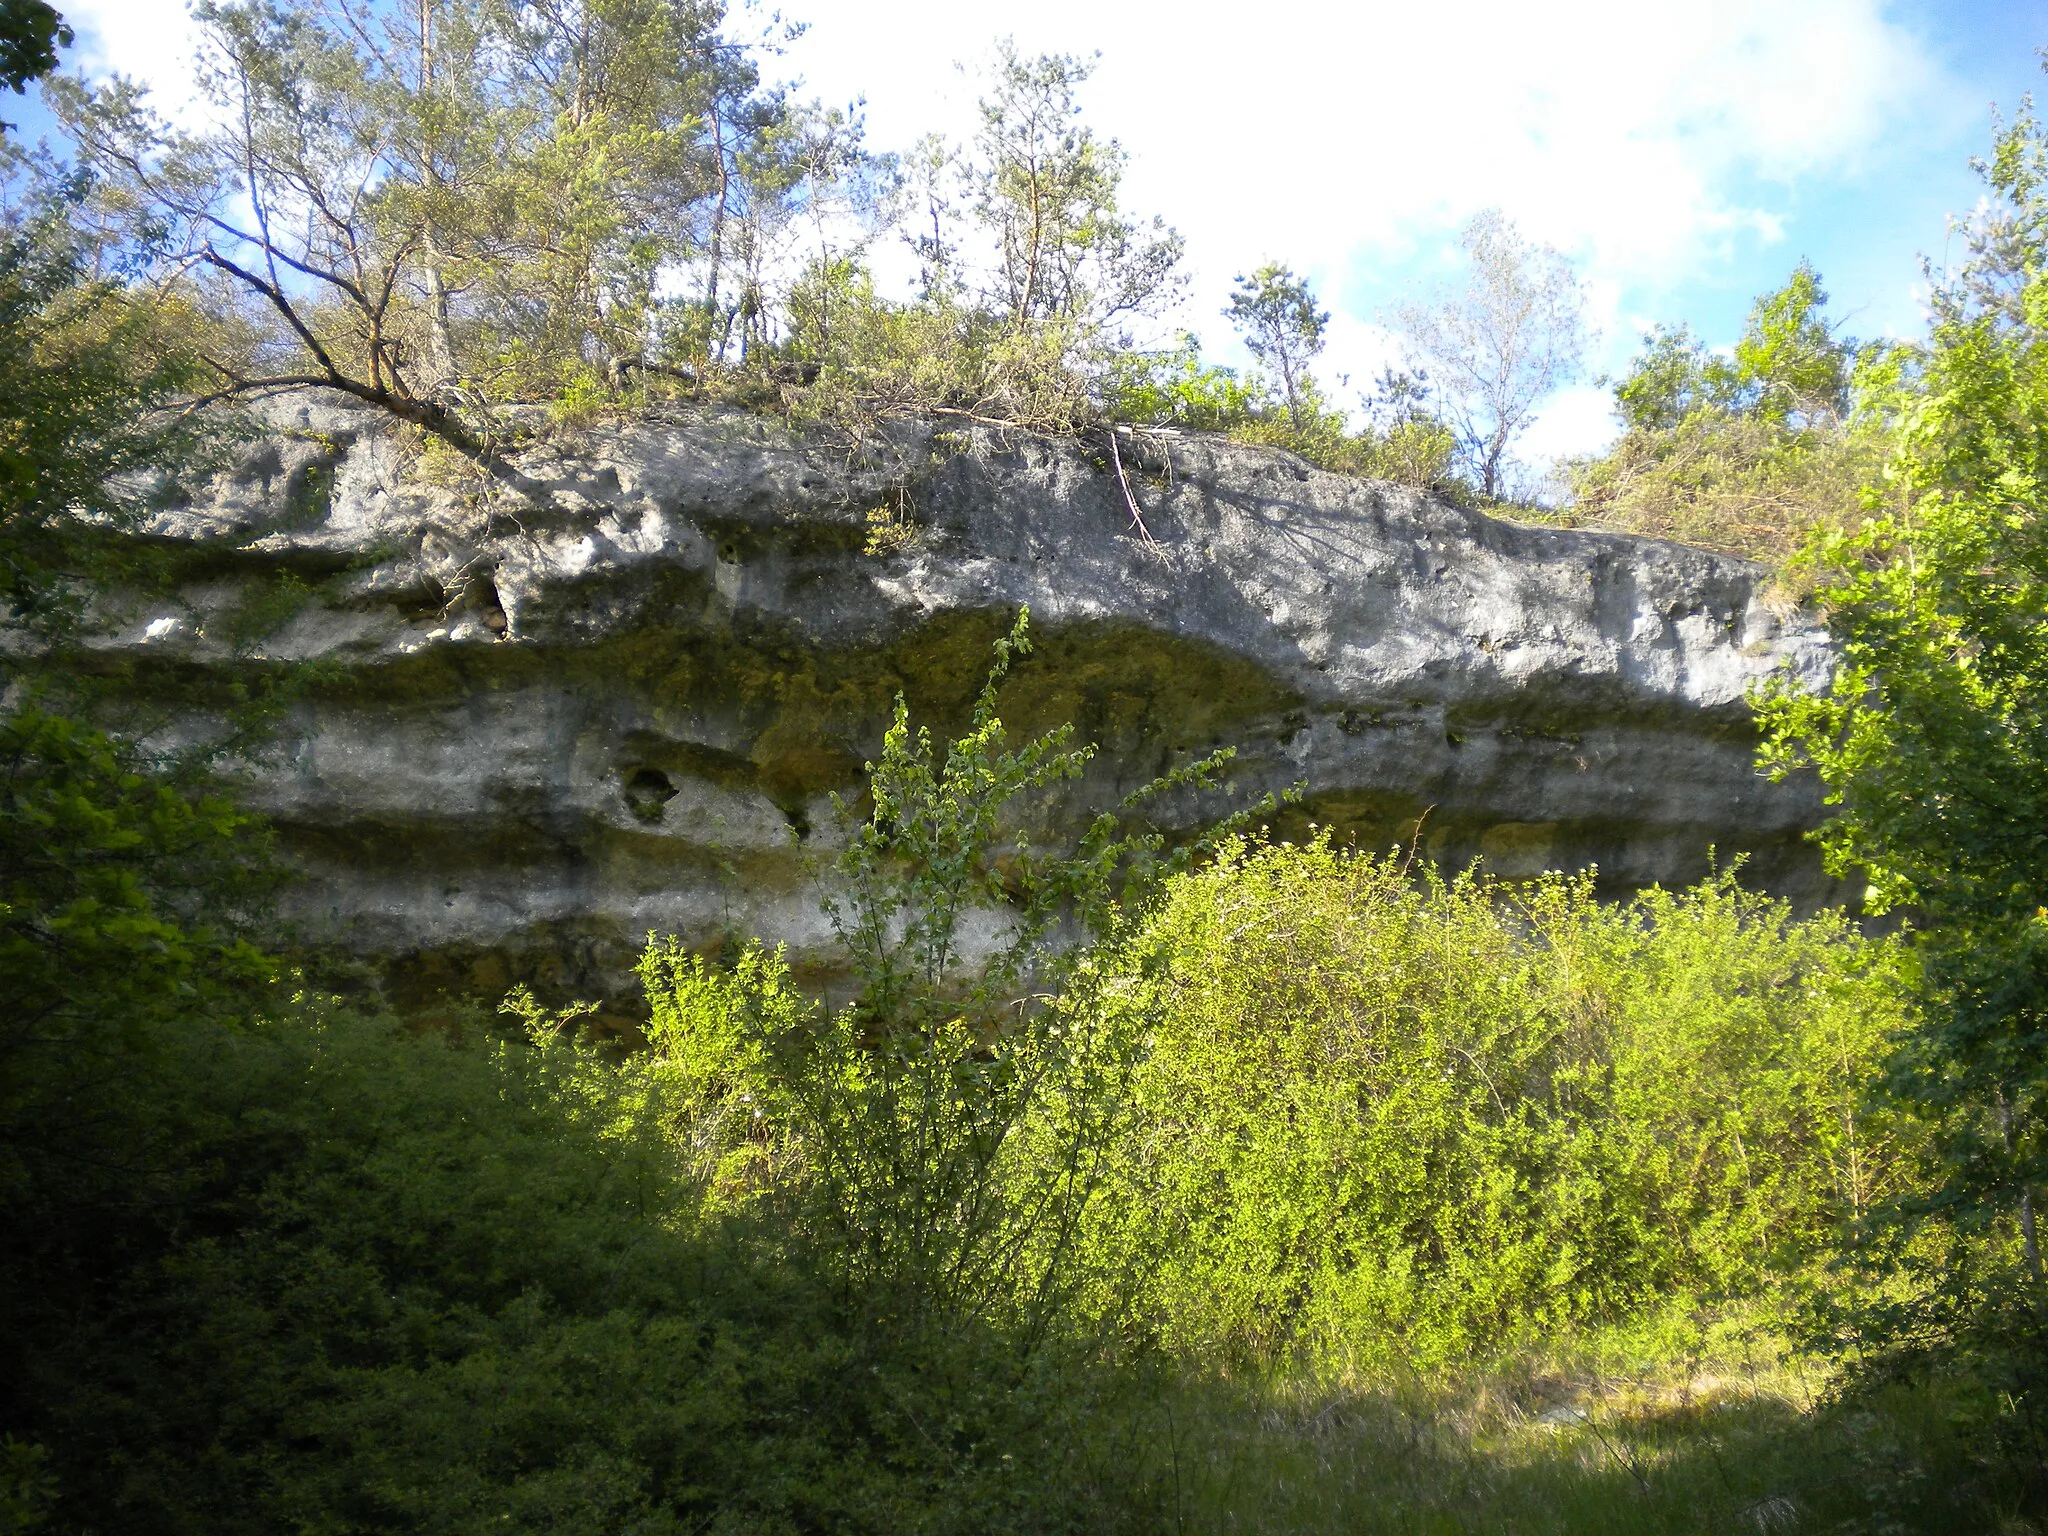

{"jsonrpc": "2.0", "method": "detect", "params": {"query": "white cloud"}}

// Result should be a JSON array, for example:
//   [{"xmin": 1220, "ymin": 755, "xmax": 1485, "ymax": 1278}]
[
  {"xmin": 778, "ymin": 0, "xmax": 1939, "ymax": 279},
  {"xmin": 60, "ymin": 0, "xmax": 208, "ymax": 118},
  {"xmin": 1311, "ymin": 314, "xmax": 1405, "ymax": 405},
  {"xmin": 772, "ymin": 0, "xmax": 1947, "ymax": 454},
  {"xmin": 1519, "ymin": 384, "xmax": 1622, "ymax": 465}
]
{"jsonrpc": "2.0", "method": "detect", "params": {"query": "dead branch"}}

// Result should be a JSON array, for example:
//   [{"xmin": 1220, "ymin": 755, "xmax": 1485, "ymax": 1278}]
[{"xmin": 1107, "ymin": 428, "xmax": 1157, "ymax": 545}]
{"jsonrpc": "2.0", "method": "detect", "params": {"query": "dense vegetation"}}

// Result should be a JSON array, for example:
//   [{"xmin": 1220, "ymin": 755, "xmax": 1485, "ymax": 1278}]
[
  {"xmin": 8, "ymin": 1, "xmax": 2048, "ymax": 1530},
  {"xmin": 0, "ymin": 639, "xmax": 1974, "ymax": 1534}
]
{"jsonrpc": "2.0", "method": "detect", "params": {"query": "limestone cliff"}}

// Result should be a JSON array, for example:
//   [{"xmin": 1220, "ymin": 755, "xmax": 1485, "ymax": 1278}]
[{"xmin": 68, "ymin": 395, "xmax": 1834, "ymax": 1012}]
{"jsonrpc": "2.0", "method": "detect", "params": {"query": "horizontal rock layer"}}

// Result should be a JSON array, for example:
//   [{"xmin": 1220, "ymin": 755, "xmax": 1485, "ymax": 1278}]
[{"xmin": 67, "ymin": 396, "xmax": 1835, "ymax": 1015}]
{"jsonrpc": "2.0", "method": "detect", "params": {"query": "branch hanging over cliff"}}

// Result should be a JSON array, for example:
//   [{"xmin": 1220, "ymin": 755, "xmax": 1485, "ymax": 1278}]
[{"xmin": 47, "ymin": 43, "xmax": 546, "ymax": 482}]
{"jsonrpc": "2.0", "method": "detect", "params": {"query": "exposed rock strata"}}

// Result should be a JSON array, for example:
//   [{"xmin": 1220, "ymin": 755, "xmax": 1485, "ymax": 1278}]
[{"xmin": 66, "ymin": 396, "xmax": 1835, "ymax": 1012}]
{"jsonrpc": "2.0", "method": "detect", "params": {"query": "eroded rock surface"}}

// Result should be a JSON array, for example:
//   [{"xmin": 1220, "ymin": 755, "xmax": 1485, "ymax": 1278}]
[{"xmin": 65, "ymin": 395, "xmax": 1835, "ymax": 1013}]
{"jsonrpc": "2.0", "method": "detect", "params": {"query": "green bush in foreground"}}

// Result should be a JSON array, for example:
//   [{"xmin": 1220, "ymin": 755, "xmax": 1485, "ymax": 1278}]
[
  {"xmin": 1108, "ymin": 840, "xmax": 1921, "ymax": 1367},
  {"xmin": 645, "ymin": 813, "xmax": 1919, "ymax": 1373},
  {"xmin": 1, "ymin": 665, "xmax": 2011, "ymax": 1532},
  {"xmin": 622, "ymin": 630, "xmax": 1921, "ymax": 1375},
  {"xmin": 0, "ymin": 704, "xmax": 1123, "ymax": 1535}
]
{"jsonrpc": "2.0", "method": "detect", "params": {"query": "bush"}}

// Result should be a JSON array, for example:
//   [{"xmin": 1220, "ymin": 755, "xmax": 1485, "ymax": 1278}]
[
  {"xmin": 1561, "ymin": 405, "xmax": 1891, "ymax": 564},
  {"xmin": 0, "ymin": 702, "xmax": 1127, "ymax": 1534},
  {"xmin": 1093, "ymin": 838, "xmax": 1920, "ymax": 1367},
  {"xmin": 632, "ymin": 611, "xmax": 1239, "ymax": 1342},
  {"xmin": 1101, "ymin": 337, "xmax": 1461, "ymax": 491},
  {"xmin": 1557, "ymin": 272, "xmax": 1909, "ymax": 566},
  {"xmin": 0, "ymin": 665, "xmax": 1971, "ymax": 1530}
]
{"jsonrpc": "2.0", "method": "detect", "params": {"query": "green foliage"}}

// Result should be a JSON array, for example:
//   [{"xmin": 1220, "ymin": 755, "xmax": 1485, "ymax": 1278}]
[
  {"xmin": 4, "ymin": 85, "xmax": 2025, "ymax": 1512},
  {"xmin": 217, "ymin": 567, "xmax": 313, "ymax": 651},
  {"xmin": 781, "ymin": 48, "xmax": 1186, "ymax": 435},
  {"xmin": 1733, "ymin": 260, "xmax": 1856, "ymax": 428},
  {"xmin": 636, "ymin": 611, "xmax": 1242, "ymax": 1336},
  {"xmin": 1754, "ymin": 92, "xmax": 2048, "ymax": 1442},
  {"xmin": 0, "ymin": 707, "xmax": 276, "ymax": 1215},
  {"xmin": 0, "ymin": 625, "xmax": 1989, "ymax": 1530},
  {"xmin": 1611, "ymin": 322, "xmax": 1740, "ymax": 433},
  {"xmin": 0, "ymin": 0, "xmax": 66, "ymax": 102},
  {"xmin": 0, "ymin": 176, "xmax": 214, "ymax": 639},
  {"xmin": 48, "ymin": 8, "xmax": 1203, "ymax": 446},
  {"xmin": 0, "ymin": 1437, "xmax": 53, "ymax": 1536},
  {"xmin": 1101, "ymin": 338, "xmax": 1460, "ymax": 491},
  {"xmin": 1226, "ymin": 263, "xmax": 1328, "ymax": 427},
  {"xmin": 1613, "ymin": 264, "xmax": 1853, "ymax": 438},
  {"xmin": 785, "ymin": 260, "xmax": 1100, "ymax": 431},
  {"xmin": 1100, "ymin": 334, "xmax": 1265, "ymax": 432},
  {"xmin": 1568, "ymin": 263, "xmax": 1896, "ymax": 562},
  {"xmin": 49, "ymin": 0, "xmax": 802, "ymax": 448},
  {"xmin": 12, "ymin": 991, "xmax": 1019, "ymax": 1534},
  {"xmin": 0, "ymin": 707, "xmax": 1130, "ymax": 1534},
  {"xmin": 1101, "ymin": 839, "xmax": 1917, "ymax": 1367},
  {"xmin": 1229, "ymin": 404, "xmax": 1460, "ymax": 491},
  {"xmin": 1123, "ymin": 1362, "xmax": 1993, "ymax": 1536},
  {"xmin": 960, "ymin": 44, "xmax": 1183, "ymax": 335}
]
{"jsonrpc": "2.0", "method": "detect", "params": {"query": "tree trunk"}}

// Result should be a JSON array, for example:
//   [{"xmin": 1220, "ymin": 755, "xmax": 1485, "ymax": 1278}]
[{"xmin": 418, "ymin": 0, "xmax": 455, "ymax": 388}]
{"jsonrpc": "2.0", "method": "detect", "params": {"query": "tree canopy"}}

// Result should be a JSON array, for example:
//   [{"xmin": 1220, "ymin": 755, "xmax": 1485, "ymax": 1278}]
[
  {"xmin": 1756, "ymin": 93, "xmax": 2048, "ymax": 1384},
  {"xmin": 1394, "ymin": 209, "xmax": 1589, "ymax": 500}
]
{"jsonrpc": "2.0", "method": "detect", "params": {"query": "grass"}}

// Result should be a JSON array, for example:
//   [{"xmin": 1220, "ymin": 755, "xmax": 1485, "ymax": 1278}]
[{"xmin": 1149, "ymin": 1339, "xmax": 1997, "ymax": 1534}]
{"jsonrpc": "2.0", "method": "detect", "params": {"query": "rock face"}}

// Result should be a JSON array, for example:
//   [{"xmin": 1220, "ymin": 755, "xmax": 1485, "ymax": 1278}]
[{"xmin": 74, "ymin": 395, "xmax": 1834, "ymax": 1014}]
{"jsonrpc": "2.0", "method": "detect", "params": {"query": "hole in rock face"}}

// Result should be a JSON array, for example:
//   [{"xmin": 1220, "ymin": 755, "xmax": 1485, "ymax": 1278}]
[
  {"xmin": 471, "ymin": 572, "xmax": 509, "ymax": 634},
  {"xmin": 622, "ymin": 767, "xmax": 679, "ymax": 822}
]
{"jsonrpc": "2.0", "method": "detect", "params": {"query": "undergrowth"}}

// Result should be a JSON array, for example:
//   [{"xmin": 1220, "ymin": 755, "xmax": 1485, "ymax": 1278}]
[{"xmin": 0, "ymin": 622, "xmax": 2029, "ymax": 1533}]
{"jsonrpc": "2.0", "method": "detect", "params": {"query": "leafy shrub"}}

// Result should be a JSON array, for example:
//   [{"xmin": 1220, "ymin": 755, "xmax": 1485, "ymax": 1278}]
[
  {"xmin": 634, "ymin": 611, "xmax": 1241, "ymax": 1340},
  {"xmin": 0, "ymin": 702, "xmax": 1131, "ymax": 1534},
  {"xmin": 787, "ymin": 268, "xmax": 1099, "ymax": 433},
  {"xmin": 0, "ymin": 182, "xmax": 218, "ymax": 638},
  {"xmin": 1562, "ymin": 402, "xmax": 1893, "ymax": 564},
  {"xmin": 1100, "ymin": 335, "xmax": 1269, "ymax": 432},
  {"xmin": 1102, "ymin": 337, "xmax": 1460, "ymax": 490},
  {"xmin": 1096, "ymin": 838, "xmax": 1919, "ymax": 1367},
  {"xmin": 1754, "ymin": 96, "xmax": 2048, "ymax": 1485},
  {"xmin": 0, "ymin": 658, "xmax": 1952, "ymax": 1531},
  {"xmin": 1227, "ymin": 409, "xmax": 1460, "ymax": 490},
  {"xmin": 1559, "ymin": 268, "xmax": 1907, "ymax": 565}
]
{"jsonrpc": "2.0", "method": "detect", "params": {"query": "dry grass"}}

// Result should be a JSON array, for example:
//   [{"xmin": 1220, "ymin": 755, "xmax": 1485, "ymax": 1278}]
[{"xmin": 1553, "ymin": 413, "xmax": 1897, "ymax": 574}]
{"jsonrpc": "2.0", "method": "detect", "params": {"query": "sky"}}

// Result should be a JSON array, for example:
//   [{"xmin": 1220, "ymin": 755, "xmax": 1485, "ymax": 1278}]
[{"xmin": 17, "ymin": 0, "xmax": 2048, "ymax": 463}]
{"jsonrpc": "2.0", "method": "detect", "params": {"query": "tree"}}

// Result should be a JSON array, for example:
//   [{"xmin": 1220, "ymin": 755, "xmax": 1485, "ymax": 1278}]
[
  {"xmin": 1754, "ymin": 95, "xmax": 2048, "ymax": 1396},
  {"xmin": 798, "ymin": 42, "xmax": 1184, "ymax": 430},
  {"xmin": 0, "ymin": 9, "xmax": 216, "ymax": 636},
  {"xmin": 1569, "ymin": 265, "xmax": 1883, "ymax": 560},
  {"xmin": 1226, "ymin": 262, "xmax": 1327, "ymax": 427},
  {"xmin": 965, "ymin": 43, "xmax": 1182, "ymax": 338},
  {"xmin": 1613, "ymin": 264, "xmax": 1854, "ymax": 438},
  {"xmin": 1395, "ymin": 209, "xmax": 1588, "ymax": 500},
  {"xmin": 769, "ymin": 104, "xmax": 893, "ymax": 359},
  {"xmin": 0, "ymin": 175, "xmax": 213, "ymax": 638},
  {"xmin": 0, "ymin": 0, "xmax": 66, "ymax": 105},
  {"xmin": 52, "ymin": 1, "xmax": 505, "ymax": 457},
  {"xmin": 486, "ymin": 0, "xmax": 779, "ymax": 378},
  {"xmin": 1610, "ymin": 323, "xmax": 1735, "ymax": 434},
  {"xmin": 1732, "ymin": 260, "xmax": 1852, "ymax": 429},
  {"xmin": 48, "ymin": 0, "xmax": 791, "ymax": 464}
]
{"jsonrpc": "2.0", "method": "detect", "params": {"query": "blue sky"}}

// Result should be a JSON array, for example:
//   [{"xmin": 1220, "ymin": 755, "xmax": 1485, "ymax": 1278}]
[
  {"xmin": 16, "ymin": 0, "xmax": 2048, "ymax": 459},
  {"xmin": 1639, "ymin": 1, "xmax": 2044, "ymax": 340}
]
